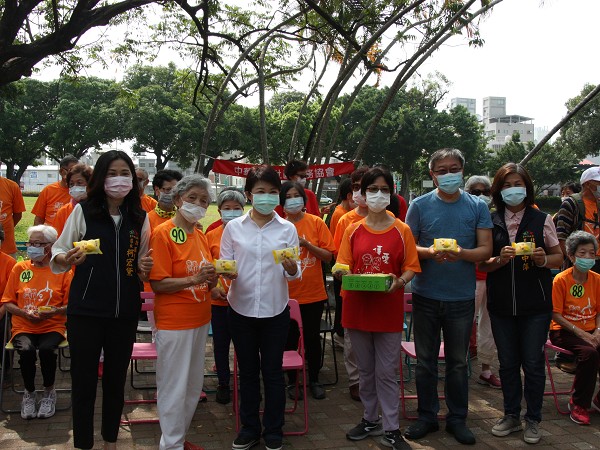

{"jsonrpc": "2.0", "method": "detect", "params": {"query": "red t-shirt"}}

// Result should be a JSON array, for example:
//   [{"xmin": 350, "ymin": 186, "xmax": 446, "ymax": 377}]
[{"xmin": 336, "ymin": 219, "xmax": 421, "ymax": 332}]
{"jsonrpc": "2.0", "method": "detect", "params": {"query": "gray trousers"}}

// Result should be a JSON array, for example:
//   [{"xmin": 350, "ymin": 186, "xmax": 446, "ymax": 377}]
[{"xmin": 348, "ymin": 328, "xmax": 403, "ymax": 431}]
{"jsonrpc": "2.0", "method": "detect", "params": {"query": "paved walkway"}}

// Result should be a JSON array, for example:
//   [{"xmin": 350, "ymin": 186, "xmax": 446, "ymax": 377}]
[{"xmin": 1, "ymin": 336, "xmax": 598, "ymax": 449}]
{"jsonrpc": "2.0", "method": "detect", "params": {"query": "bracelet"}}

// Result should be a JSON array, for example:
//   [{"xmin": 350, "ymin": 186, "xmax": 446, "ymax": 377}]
[
  {"xmin": 495, "ymin": 256, "xmax": 504, "ymax": 265},
  {"xmin": 536, "ymin": 255, "xmax": 547, "ymax": 268},
  {"xmin": 398, "ymin": 277, "xmax": 407, "ymax": 287}
]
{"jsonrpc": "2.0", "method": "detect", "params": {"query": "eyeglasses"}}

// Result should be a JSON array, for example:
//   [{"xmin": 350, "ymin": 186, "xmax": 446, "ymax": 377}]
[
  {"xmin": 351, "ymin": 183, "xmax": 361, "ymax": 191},
  {"xmin": 468, "ymin": 189, "xmax": 490, "ymax": 196},
  {"xmin": 366, "ymin": 186, "xmax": 391, "ymax": 194},
  {"xmin": 26, "ymin": 242, "xmax": 50, "ymax": 248},
  {"xmin": 432, "ymin": 167, "xmax": 463, "ymax": 176}
]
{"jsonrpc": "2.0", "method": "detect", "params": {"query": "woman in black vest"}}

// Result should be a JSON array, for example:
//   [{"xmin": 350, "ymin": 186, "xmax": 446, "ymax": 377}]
[
  {"xmin": 479, "ymin": 163, "xmax": 562, "ymax": 445},
  {"xmin": 51, "ymin": 150, "xmax": 153, "ymax": 450}
]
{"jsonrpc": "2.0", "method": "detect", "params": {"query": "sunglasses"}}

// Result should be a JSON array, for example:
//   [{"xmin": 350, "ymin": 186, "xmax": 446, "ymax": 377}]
[{"xmin": 469, "ymin": 189, "xmax": 490, "ymax": 196}]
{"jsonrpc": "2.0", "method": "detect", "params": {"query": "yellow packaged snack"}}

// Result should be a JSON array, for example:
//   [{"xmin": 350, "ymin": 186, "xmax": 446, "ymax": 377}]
[
  {"xmin": 73, "ymin": 238, "xmax": 102, "ymax": 254},
  {"xmin": 512, "ymin": 241, "xmax": 535, "ymax": 256},
  {"xmin": 38, "ymin": 306, "xmax": 53, "ymax": 312},
  {"xmin": 433, "ymin": 238, "xmax": 458, "ymax": 252},
  {"xmin": 272, "ymin": 246, "xmax": 300, "ymax": 264},
  {"xmin": 215, "ymin": 259, "xmax": 237, "ymax": 274},
  {"xmin": 331, "ymin": 263, "xmax": 350, "ymax": 275}
]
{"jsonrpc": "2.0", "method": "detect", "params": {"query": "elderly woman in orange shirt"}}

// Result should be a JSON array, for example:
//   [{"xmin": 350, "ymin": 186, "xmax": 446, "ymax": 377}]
[
  {"xmin": 1, "ymin": 225, "xmax": 72, "ymax": 420},
  {"xmin": 150, "ymin": 174, "xmax": 217, "ymax": 450}
]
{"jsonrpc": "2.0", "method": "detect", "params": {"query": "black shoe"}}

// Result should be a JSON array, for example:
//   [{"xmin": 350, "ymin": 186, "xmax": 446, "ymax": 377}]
[
  {"xmin": 382, "ymin": 429, "xmax": 411, "ymax": 450},
  {"xmin": 232, "ymin": 435, "xmax": 259, "ymax": 450},
  {"xmin": 404, "ymin": 420, "xmax": 439, "ymax": 440},
  {"xmin": 287, "ymin": 384, "xmax": 303, "ymax": 401},
  {"xmin": 309, "ymin": 382, "xmax": 326, "ymax": 400},
  {"xmin": 264, "ymin": 439, "xmax": 282, "ymax": 450},
  {"xmin": 216, "ymin": 385, "xmax": 231, "ymax": 404},
  {"xmin": 346, "ymin": 418, "xmax": 383, "ymax": 441},
  {"xmin": 445, "ymin": 422, "xmax": 476, "ymax": 445}
]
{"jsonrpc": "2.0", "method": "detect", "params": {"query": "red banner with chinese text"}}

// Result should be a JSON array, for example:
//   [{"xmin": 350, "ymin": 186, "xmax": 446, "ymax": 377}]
[{"xmin": 212, "ymin": 160, "xmax": 355, "ymax": 179}]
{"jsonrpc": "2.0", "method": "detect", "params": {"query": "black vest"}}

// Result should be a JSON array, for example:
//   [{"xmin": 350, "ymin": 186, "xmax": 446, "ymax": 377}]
[
  {"xmin": 487, "ymin": 206, "xmax": 553, "ymax": 316},
  {"xmin": 68, "ymin": 201, "xmax": 143, "ymax": 319}
]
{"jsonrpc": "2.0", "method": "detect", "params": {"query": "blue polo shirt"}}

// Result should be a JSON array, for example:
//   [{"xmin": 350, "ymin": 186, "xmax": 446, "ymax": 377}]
[{"xmin": 405, "ymin": 190, "xmax": 492, "ymax": 301}]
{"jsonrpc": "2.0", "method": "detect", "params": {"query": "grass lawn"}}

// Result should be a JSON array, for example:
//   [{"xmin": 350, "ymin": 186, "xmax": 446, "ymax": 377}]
[{"xmin": 14, "ymin": 196, "xmax": 243, "ymax": 243}]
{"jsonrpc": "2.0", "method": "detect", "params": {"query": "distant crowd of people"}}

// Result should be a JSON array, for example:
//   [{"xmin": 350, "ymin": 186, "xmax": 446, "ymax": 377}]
[{"xmin": 0, "ymin": 150, "xmax": 599, "ymax": 450}]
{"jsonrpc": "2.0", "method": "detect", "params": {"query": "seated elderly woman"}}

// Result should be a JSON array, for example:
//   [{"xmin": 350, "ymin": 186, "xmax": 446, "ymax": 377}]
[
  {"xmin": 1, "ymin": 225, "xmax": 73, "ymax": 420},
  {"xmin": 149, "ymin": 174, "xmax": 218, "ymax": 450},
  {"xmin": 550, "ymin": 230, "xmax": 600, "ymax": 426}
]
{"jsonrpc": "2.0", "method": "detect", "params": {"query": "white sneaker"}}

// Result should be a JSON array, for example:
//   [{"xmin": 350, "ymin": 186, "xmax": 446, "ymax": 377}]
[
  {"xmin": 21, "ymin": 391, "xmax": 37, "ymax": 419},
  {"xmin": 37, "ymin": 389, "xmax": 56, "ymax": 419}
]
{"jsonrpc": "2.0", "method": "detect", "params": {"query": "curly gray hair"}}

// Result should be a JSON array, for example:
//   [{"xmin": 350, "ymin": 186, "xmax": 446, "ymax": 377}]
[
  {"xmin": 217, "ymin": 188, "xmax": 245, "ymax": 208},
  {"xmin": 27, "ymin": 225, "xmax": 58, "ymax": 243},
  {"xmin": 565, "ymin": 230, "xmax": 598, "ymax": 257},
  {"xmin": 172, "ymin": 174, "xmax": 214, "ymax": 202},
  {"xmin": 465, "ymin": 175, "xmax": 491, "ymax": 191}
]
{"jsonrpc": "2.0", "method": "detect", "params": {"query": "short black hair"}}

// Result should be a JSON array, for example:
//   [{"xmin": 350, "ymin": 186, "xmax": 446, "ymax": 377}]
[
  {"xmin": 387, "ymin": 193, "xmax": 400, "ymax": 217},
  {"xmin": 0, "ymin": 224, "xmax": 4, "ymax": 242},
  {"xmin": 59, "ymin": 155, "xmax": 79, "ymax": 169},
  {"xmin": 245, "ymin": 165, "xmax": 282, "ymax": 193},
  {"xmin": 360, "ymin": 167, "xmax": 394, "ymax": 195},
  {"xmin": 152, "ymin": 169, "xmax": 183, "ymax": 189},
  {"xmin": 280, "ymin": 181, "xmax": 307, "ymax": 207},
  {"xmin": 337, "ymin": 178, "xmax": 352, "ymax": 202},
  {"xmin": 351, "ymin": 166, "xmax": 369, "ymax": 183},
  {"xmin": 491, "ymin": 162, "xmax": 535, "ymax": 210},
  {"xmin": 561, "ymin": 181, "xmax": 581, "ymax": 194},
  {"xmin": 284, "ymin": 160, "xmax": 308, "ymax": 179}
]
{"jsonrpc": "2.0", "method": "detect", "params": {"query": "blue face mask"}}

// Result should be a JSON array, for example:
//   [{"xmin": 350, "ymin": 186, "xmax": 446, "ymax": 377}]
[
  {"xmin": 501, "ymin": 186, "xmax": 527, "ymax": 206},
  {"xmin": 436, "ymin": 171, "xmax": 463, "ymax": 194},
  {"xmin": 27, "ymin": 246, "xmax": 46, "ymax": 262},
  {"xmin": 284, "ymin": 197, "xmax": 304, "ymax": 214},
  {"xmin": 575, "ymin": 257, "xmax": 596, "ymax": 272},
  {"xmin": 252, "ymin": 193, "xmax": 279, "ymax": 215},
  {"xmin": 222, "ymin": 209, "xmax": 243, "ymax": 224}
]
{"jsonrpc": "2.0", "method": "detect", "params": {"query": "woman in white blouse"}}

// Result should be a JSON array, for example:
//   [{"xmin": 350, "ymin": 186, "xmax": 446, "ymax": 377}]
[{"xmin": 220, "ymin": 166, "xmax": 300, "ymax": 450}]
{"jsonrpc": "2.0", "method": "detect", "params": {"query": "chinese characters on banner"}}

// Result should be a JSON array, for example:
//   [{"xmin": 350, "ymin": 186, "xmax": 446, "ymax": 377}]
[{"xmin": 211, "ymin": 160, "xmax": 355, "ymax": 179}]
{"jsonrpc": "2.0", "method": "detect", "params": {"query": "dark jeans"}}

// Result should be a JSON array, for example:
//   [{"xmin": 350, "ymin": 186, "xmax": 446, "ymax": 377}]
[
  {"xmin": 13, "ymin": 331, "xmax": 63, "ymax": 392},
  {"xmin": 549, "ymin": 328, "xmax": 600, "ymax": 409},
  {"xmin": 412, "ymin": 294, "xmax": 474, "ymax": 425},
  {"xmin": 332, "ymin": 277, "xmax": 344, "ymax": 337},
  {"xmin": 67, "ymin": 315, "xmax": 138, "ymax": 449},
  {"xmin": 0, "ymin": 314, "xmax": 12, "ymax": 373},
  {"xmin": 490, "ymin": 311, "xmax": 551, "ymax": 423},
  {"xmin": 211, "ymin": 304, "xmax": 232, "ymax": 386},
  {"xmin": 228, "ymin": 306, "xmax": 290, "ymax": 441},
  {"xmin": 286, "ymin": 300, "xmax": 325, "ymax": 383}
]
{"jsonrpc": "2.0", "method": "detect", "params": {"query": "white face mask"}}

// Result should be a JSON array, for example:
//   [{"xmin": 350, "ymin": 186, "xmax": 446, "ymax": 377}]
[
  {"xmin": 284, "ymin": 197, "xmax": 304, "ymax": 214},
  {"xmin": 69, "ymin": 186, "xmax": 87, "ymax": 201},
  {"xmin": 297, "ymin": 177, "xmax": 307, "ymax": 187},
  {"xmin": 479, "ymin": 195, "xmax": 492, "ymax": 206},
  {"xmin": 366, "ymin": 191, "xmax": 391, "ymax": 213},
  {"xmin": 179, "ymin": 201, "xmax": 206, "ymax": 223},
  {"xmin": 352, "ymin": 189, "xmax": 367, "ymax": 208}
]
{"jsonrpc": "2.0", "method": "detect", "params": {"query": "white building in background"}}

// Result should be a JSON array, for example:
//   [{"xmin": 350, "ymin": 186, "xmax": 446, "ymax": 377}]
[
  {"xmin": 482, "ymin": 96, "xmax": 534, "ymax": 152},
  {"xmin": 450, "ymin": 97, "xmax": 477, "ymax": 115},
  {"xmin": 0, "ymin": 165, "xmax": 60, "ymax": 193}
]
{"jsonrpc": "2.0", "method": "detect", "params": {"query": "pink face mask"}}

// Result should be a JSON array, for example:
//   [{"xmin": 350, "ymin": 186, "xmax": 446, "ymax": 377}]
[{"xmin": 104, "ymin": 176, "xmax": 133, "ymax": 199}]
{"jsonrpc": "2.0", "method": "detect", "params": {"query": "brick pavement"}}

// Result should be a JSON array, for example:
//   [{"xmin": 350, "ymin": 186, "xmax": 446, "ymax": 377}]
[{"xmin": 1, "ymin": 338, "xmax": 599, "ymax": 449}]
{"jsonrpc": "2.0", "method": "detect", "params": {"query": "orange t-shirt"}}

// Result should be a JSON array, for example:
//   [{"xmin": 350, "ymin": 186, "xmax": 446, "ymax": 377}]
[
  {"xmin": 149, "ymin": 219, "xmax": 212, "ymax": 330},
  {"xmin": 31, "ymin": 182, "xmax": 70, "ymax": 227},
  {"xmin": 551, "ymin": 267, "xmax": 600, "ymax": 332},
  {"xmin": 329, "ymin": 204, "xmax": 351, "ymax": 236},
  {"xmin": 53, "ymin": 202, "xmax": 75, "ymax": 237},
  {"xmin": 141, "ymin": 195, "xmax": 158, "ymax": 213},
  {"xmin": 0, "ymin": 252, "xmax": 17, "ymax": 295},
  {"xmin": 206, "ymin": 225, "xmax": 232, "ymax": 307},
  {"xmin": 337, "ymin": 219, "xmax": 421, "ymax": 332},
  {"xmin": 287, "ymin": 214, "xmax": 335, "ymax": 304},
  {"xmin": 0, "ymin": 177, "xmax": 26, "ymax": 254},
  {"xmin": 1, "ymin": 260, "xmax": 72, "ymax": 339},
  {"xmin": 148, "ymin": 209, "xmax": 175, "ymax": 230},
  {"xmin": 582, "ymin": 196, "xmax": 600, "ymax": 256}
]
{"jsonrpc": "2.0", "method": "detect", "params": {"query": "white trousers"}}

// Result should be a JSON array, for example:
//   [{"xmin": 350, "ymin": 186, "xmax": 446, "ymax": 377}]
[
  {"xmin": 156, "ymin": 324, "xmax": 209, "ymax": 450},
  {"xmin": 344, "ymin": 328, "xmax": 359, "ymax": 385},
  {"xmin": 474, "ymin": 279, "xmax": 497, "ymax": 367}
]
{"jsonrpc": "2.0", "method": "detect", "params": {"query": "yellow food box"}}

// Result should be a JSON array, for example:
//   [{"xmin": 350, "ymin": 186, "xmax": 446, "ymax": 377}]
[
  {"xmin": 215, "ymin": 259, "xmax": 237, "ymax": 274},
  {"xmin": 433, "ymin": 238, "xmax": 458, "ymax": 252},
  {"xmin": 331, "ymin": 263, "xmax": 350, "ymax": 275},
  {"xmin": 272, "ymin": 246, "xmax": 300, "ymax": 264},
  {"xmin": 37, "ymin": 306, "xmax": 53, "ymax": 312},
  {"xmin": 73, "ymin": 238, "xmax": 102, "ymax": 254},
  {"xmin": 512, "ymin": 241, "xmax": 535, "ymax": 256}
]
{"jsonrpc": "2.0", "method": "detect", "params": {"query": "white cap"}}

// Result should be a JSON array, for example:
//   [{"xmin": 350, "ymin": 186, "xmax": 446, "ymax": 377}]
[{"xmin": 580, "ymin": 166, "xmax": 600, "ymax": 185}]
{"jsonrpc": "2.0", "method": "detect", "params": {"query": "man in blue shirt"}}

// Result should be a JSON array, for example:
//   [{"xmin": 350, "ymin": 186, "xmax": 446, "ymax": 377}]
[{"xmin": 404, "ymin": 148, "xmax": 493, "ymax": 446}]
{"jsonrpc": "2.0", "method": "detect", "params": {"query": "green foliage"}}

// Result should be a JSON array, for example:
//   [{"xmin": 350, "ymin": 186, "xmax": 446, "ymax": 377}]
[{"xmin": 560, "ymin": 83, "xmax": 600, "ymax": 159}]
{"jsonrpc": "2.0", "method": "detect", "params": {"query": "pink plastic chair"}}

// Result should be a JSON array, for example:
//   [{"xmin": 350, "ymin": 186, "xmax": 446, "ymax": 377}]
[
  {"xmin": 543, "ymin": 339, "xmax": 575, "ymax": 415},
  {"xmin": 233, "ymin": 299, "xmax": 309, "ymax": 436}
]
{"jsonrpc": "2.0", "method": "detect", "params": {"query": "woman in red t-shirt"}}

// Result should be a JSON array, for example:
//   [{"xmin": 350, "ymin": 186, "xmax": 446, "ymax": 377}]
[{"xmin": 336, "ymin": 167, "xmax": 420, "ymax": 448}]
